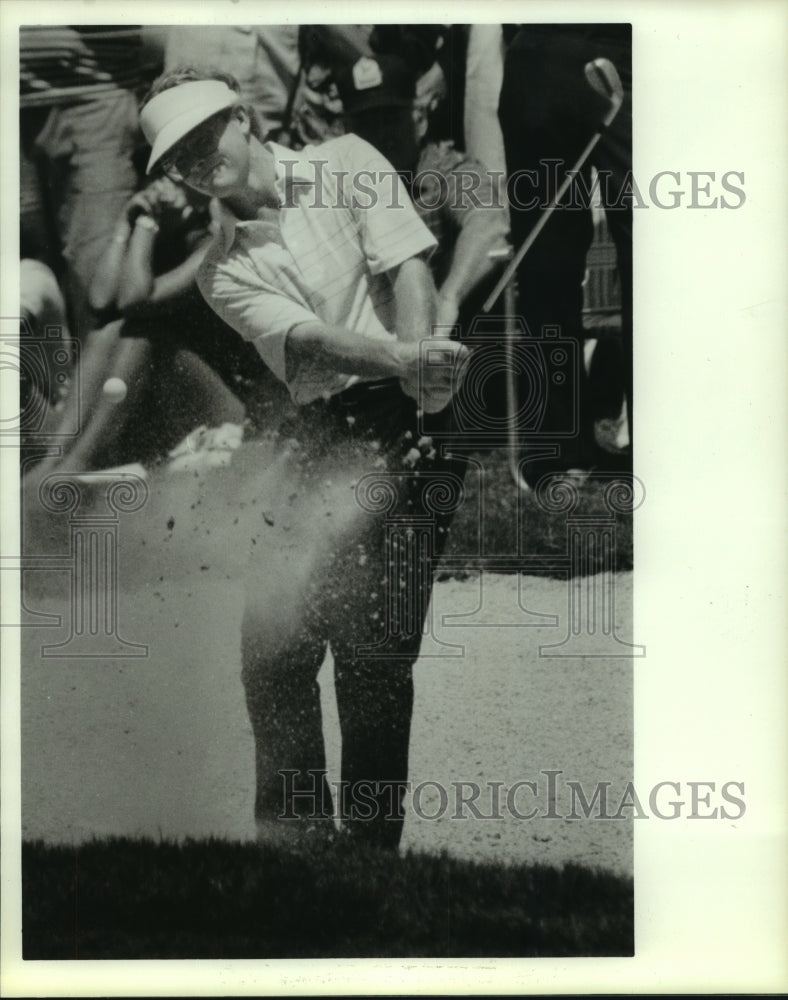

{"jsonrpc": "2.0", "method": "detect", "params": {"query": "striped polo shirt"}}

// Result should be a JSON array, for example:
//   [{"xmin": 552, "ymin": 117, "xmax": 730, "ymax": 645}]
[{"xmin": 198, "ymin": 135, "xmax": 436, "ymax": 404}]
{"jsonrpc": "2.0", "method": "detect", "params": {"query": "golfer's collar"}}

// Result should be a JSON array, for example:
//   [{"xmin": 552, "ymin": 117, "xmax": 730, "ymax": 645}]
[
  {"xmin": 266, "ymin": 140, "xmax": 316, "ymax": 190},
  {"xmin": 215, "ymin": 142, "xmax": 315, "ymax": 249},
  {"xmin": 216, "ymin": 203, "xmax": 242, "ymax": 249}
]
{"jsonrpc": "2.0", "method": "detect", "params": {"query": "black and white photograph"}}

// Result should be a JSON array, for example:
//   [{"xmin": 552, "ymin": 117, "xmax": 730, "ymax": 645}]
[{"xmin": 1, "ymin": 0, "xmax": 786, "ymax": 995}]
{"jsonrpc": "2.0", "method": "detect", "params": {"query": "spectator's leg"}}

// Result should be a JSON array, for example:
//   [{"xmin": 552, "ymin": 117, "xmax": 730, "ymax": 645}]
[
  {"xmin": 600, "ymin": 204, "xmax": 632, "ymax": 454},
  {"xmin": 592, "ymin": 46, "xmax": 633, "ymax": 452},
  {"xmin": 20, "ymin": 258, "xmax": 72, "ymax": 407},
  {"xmin": 177, "ymin": 308, "xmax": 277, "ymax": 432},
  {"xmin": 20, "ymin": 109, "xmax": 61, "ymax": 275},
  {"xmin": 32, "ymin": 320, "xmax": 151, "ymax": 475},
  {"xmin": 52, "ymin": 92, "xmax": 141, "ymax": 339},
  {"xmin": 163, "ymin": 346, "xmax": 247, "ymax": 431},
  {"xmin": 20, "ymin": 259, "xmax": 69, "ymax": 339},
  {"xmin": 19, "ymin": 260, "xmax": 72, "ymax": 460},
  {"xmin": 499, "ymin": 32, "xmax": 598, "ymax": 478}
]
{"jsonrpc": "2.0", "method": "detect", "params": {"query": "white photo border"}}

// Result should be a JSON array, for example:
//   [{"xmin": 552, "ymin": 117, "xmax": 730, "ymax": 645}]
[{"xmin": 2, "ymin": 0, "xmax": 786, "ymax": 995}]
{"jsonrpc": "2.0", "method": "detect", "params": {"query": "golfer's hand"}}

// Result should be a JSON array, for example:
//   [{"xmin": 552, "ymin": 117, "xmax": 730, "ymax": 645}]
[
  {"xmin": 151, "ymin": 176, "xmax": 195, "ymax": 227},
  {"xmin": 400, "ymin": 339, "xmax": 470, "ymax": 413},
  {"xmin": 125, "ymin": 190, "xmax": 157, "ymax": 225}
]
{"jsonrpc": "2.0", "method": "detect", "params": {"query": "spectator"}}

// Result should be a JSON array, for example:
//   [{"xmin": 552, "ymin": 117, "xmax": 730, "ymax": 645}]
[
  {"xmin": 139, "ymin": 68, "xmax": 470, "ymax": 850},
  {"xmin": 371, "ymin": 24, "xmax": 467, "ymax": 147},
  {"xmin": 292, "ymin": 25, "xmax": 375, "ymax": 145},
  {"xmin": 161, "ymin": 25, "xmax": 414, "ymax": 150},
  {"xmin": 161, "ymin": 26, "xmax": 302, "ymax": 142},
  {"xmin": 498, "ymin": 24, "xmax": 633, "ymax": 479},
  {"xmin": 20, "ymin": 26, "xmax": 162, "ymax": 337},
  {"xmin": 291, "ymin": 25, "xmax": 457, "ymax": 148}
]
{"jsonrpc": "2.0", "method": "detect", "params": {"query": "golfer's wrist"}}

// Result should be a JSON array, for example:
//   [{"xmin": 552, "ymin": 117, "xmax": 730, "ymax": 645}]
[
  {"xmin": 112, "ymin": 221, "xmax": 132, "ymax": 244},
  {"xmin": 133, "ymin": 214, "xmax": 160, "ymax": 235},
  {"xmin": 394, "ymin": 341, "xmax": 422, "ymax": 382}
]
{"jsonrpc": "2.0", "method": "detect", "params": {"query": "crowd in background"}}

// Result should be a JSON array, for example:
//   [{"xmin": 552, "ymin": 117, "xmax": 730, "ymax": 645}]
[{"xmin": 20, "ymin": 23, "xmax": 632, "ymax": 482}]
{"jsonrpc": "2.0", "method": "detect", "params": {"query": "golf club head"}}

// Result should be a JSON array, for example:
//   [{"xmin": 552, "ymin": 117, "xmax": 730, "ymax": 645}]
[{"xmin": 584, "ymin": 57, "xmax": 624, "ymax": 127}]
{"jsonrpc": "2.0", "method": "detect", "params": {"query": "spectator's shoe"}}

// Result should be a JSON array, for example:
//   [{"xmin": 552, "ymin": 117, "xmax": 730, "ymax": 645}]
[
  {"xmin": 590, "ymin": 409, "xmax": 632, "ymax": 477},
  {"xmin": 594, "ymin": 417, "xmax": 629, "ymax": 454},
  {"xmin": 594, "ymin": 395, "xmax": 630, "ymax": 456}
]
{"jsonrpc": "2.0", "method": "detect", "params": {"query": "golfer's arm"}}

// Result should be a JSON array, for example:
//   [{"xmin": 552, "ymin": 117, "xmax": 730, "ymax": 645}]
[
  {"xmin": 116, "ymin": 223, "xmax": 157, "ymax": 310},
  {"xmin": 89, "ymin": 219, "xmax": 131, "ymax": 312},
  {"xmin": 286, "ymin": 322, "xmax": 416, "ymax": 383},
  {"xmin": 121, "ymin": 242, "xmax": 211, "ymax": 317},
  {"xmin": 147, "ymin": 241, "xmax": 211, "ymax": 306},
  {"xmin": 285, "ymin": 255, "xmax": 436, "ymax": 383}
]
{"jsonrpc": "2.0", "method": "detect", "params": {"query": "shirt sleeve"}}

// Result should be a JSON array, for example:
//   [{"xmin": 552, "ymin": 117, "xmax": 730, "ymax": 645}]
[
  {"xmin": 197, "ymin": 248, "xmax": 319, "ymax": 387},
  {"xmin": 332, "ymin": 135, "xmax": 437, "ymax": 275}
]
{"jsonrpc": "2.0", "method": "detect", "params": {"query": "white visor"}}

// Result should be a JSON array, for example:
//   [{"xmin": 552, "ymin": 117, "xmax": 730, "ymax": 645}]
[{"xmin": 140, "ymin": 80, "xmax": 239, "ymax": 174}]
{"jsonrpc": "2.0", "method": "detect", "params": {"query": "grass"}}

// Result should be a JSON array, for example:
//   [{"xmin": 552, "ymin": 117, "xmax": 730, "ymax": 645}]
[
  {"xmin": 23, "ymin": 836, "xmax": 633, "ymax": 959},
  {"xmin": 442, "ymin": 448, "xmax": 634, "ymax": 577}
]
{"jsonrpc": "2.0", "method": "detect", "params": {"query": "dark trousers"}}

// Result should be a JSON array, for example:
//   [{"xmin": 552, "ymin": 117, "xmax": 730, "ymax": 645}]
[
  {"xmin": 498, "ymin": 25, "xmax": 633, "ymax": 474},
  {"xmin": 240, "ymin": 381, "xmax": 465, "ymax": 849}
]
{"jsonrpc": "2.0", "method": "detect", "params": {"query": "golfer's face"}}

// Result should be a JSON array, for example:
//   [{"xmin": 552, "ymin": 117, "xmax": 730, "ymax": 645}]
[{"xmin": 163, "ymin": 107, "xmax": 249, "ymax": 197}]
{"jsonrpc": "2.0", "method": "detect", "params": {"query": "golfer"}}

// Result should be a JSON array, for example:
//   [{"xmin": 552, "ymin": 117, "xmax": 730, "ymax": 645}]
[{"xmin": 140, "ymin": 68, "xmax": 469, "ymax": 850}]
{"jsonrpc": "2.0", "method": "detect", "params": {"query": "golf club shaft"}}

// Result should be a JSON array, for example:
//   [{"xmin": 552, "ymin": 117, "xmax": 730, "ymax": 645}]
[
  {"xmin": 482, "ymin": 129, "xmax": 604, "ymax": 313},
  {"xmin": 503, "ymin": 277, "xmax": 532, "ymax": 492}
]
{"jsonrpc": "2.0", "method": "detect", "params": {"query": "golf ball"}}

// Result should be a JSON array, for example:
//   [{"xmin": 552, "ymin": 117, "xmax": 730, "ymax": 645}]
[{"xmin": 102, "ymin": 377, "xmax": 128, "ymax": 403}]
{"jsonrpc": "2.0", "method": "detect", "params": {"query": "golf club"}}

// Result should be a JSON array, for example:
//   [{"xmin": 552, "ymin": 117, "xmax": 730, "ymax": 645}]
[{"xmin": 482, "ymin": 57, "xmax": 624, "ymax": 313}]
